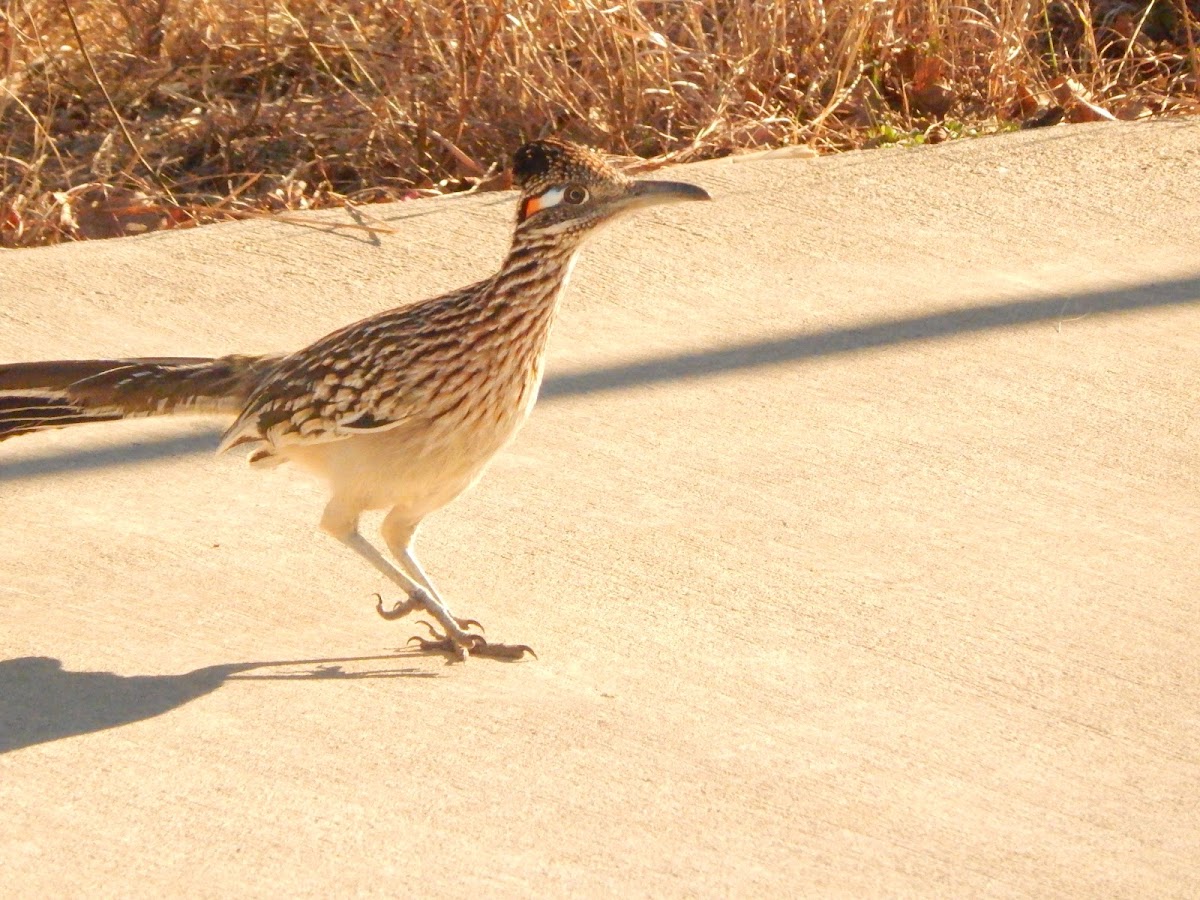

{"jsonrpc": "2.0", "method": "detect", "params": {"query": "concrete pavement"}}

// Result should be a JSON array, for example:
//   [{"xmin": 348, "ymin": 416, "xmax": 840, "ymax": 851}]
[{"xmin": 2, "ymin": 119, "xmax": 1198, "ymax": 896}]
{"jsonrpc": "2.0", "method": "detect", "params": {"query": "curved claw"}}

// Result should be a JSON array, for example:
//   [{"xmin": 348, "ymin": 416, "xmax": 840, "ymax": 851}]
[
  {"xmin": 377, "ymin": 593, "xmax": 426, "ymax": 622},
  {"xmin": 376, "ymin": 599, "xmax": 408, "ymax": 621},
  {"xmin": 455, "ymin": 617, "xmax": 485, "ymax": 634},
  {"xmin": 494, "ymin": 643, "xmax": 537, "ymax": 661},
  {"xmin": 401, "ymin": 620, "xmax": 535, "ymax": 662},
  {"xmin": 408, "ymin": 635, "xmax": 469, "ymax": 659},
  {"xmin": 459, "ymin": 639, "xmax": 536, "ymax": 661},
  {"xmin": 406, "ymin": 629, "xmax": 450, "ymax": 647},
  {"xmin": 415, "ymin": 619, "xmax": 444, "ymax": 638}
]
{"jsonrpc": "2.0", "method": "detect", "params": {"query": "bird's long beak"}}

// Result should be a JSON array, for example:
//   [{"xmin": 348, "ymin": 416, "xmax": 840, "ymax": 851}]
[{"xmin": 621, "ymin": 179, "xmax": 712, "ymax": 211}]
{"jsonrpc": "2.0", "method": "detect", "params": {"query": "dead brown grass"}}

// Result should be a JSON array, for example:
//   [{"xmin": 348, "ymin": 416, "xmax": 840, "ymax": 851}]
[{"xmin": 1, "ymin": 0, "xmax": 1197, "ymax": 246}]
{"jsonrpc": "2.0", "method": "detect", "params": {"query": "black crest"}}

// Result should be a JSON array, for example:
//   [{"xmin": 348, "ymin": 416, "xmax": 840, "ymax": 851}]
[{"xmin": 512, "ymin": 141, "xmax": 558, "ymax": 190}]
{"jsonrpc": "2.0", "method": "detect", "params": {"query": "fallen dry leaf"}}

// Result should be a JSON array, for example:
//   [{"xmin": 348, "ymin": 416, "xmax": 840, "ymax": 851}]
[
  {"xmin": 1066, "ymin": 97, "xmax": 1118, "ymax": 123},
  {"xmin": 1049, "ymin": 76, "xmax": 1118, "ymax": 123},
  {"xmin": 1113, "ymin": 97, "xmax": 1153, "ymax": 120},
  {"xmin": 1010, "ymin": 81, "xmax": 1041, "ymax": 119},
  {"xmin": 57, "ymin": 185, "xmax": 176, "ymax": 241}
]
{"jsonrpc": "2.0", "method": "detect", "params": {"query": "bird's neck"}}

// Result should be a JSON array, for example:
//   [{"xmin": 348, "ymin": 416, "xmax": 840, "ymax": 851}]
[
  {"xmin": 485, "ymin": 231, "xmax": 586, "ymax": 328},
  {"xmin": 445, "ymin": 232, "xmax": 583, "ymax": 424}
]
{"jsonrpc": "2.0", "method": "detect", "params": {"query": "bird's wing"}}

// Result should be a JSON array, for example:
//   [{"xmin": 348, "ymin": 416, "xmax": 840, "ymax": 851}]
[
  {"xmin": 217, "ymin": 331, "xmax": 415, "ymax": 453},
  {"xmin": 217, "ymin": 285, "xmax": 485, "ymax": 455}
]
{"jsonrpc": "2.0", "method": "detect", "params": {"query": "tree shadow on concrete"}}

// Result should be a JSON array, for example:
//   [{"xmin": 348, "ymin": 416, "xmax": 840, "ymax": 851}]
[
  {"xmin": 0, "ymin": 429, "xmax": 220, "ymax": 483},
  {"xmin": 541, "ymin": 273, "xmax": 1200, "ymax": 399},
  {"xmin": 244, "ymin": 191, "xmax": 512, "ymax": 247},
  {"xmin": 2, "ymin": 273, "xmax": 1198, "ymax": 483},
  {"xmin": 0, "ymin": 652, "xmax": 436, "ymax": 755}
]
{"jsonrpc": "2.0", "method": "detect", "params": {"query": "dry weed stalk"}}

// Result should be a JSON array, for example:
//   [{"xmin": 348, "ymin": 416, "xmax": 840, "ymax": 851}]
[{"xmin": 1, "ymin": 0, "xmax": 1197, "ymax": 246}]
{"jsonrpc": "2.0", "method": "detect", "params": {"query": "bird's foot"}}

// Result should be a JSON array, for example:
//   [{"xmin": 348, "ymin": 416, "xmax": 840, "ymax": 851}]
[
  {"xmin": 374, "ymin": 593, "xmax": 483, "ymax": 634},
  {"xmin": 408, "ymin": 620, "xmax": 535, "ymax": 662},
  {"xmin": 375, "ymin": 593, "xmax": 418, "ymax": 621}
]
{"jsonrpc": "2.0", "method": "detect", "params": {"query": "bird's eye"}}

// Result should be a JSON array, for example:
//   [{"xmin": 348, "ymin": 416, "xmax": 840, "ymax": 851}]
[{"xmin": 564, "ymin": 185, "xmax": 589, "ymax": 205}]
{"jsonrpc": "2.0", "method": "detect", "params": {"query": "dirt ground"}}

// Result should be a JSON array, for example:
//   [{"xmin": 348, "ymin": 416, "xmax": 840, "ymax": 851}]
[{"xmin": 1, "ymin": 120, "xmax": 1198, "ymax": 896}]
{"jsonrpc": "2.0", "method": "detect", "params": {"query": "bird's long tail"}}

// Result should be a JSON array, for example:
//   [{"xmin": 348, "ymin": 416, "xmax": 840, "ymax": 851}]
[{"xmin": 0, "ymin": 354, "xmax": 283, "ymax": 442}]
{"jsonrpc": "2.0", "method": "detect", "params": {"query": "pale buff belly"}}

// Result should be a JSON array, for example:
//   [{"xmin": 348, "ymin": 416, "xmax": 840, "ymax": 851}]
[{"xmin": 277, "ymin": 371, "xmax": 543, "ymax": 518}]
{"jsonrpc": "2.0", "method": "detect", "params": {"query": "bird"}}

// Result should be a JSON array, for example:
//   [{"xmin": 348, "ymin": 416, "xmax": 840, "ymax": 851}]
[{"xmin": 0, "ymin": 139, "xmax": 711, "ymax": 659}]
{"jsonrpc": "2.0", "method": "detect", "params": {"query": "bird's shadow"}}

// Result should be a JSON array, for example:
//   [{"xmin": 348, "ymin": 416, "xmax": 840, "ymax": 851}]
[{"xmin": 0, "ymin": 651, "xmax": 439, "ymax": 755}]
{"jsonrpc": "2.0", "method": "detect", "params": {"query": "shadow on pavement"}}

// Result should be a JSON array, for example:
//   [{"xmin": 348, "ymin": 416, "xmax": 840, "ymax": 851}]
[
  {"xmin": 2, "ymin": 273, "xmax": 1198, "ymax": 483},
  {"xmin": 0, "ymin": 653, "xmax": 437, "ymax": 755},
  {"xmin": 541, "ymin": 273, "xmax": 1200, "ymax": 399},
  {"xmin": 0, "ymin": 430, "xmax": 221, "ymax": 482}
]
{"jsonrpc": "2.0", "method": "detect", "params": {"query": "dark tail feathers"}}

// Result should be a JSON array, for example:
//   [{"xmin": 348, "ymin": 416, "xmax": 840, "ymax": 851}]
[{"xmin": 0, "ymin": 354, "xmax": 282, "ymax": 442}]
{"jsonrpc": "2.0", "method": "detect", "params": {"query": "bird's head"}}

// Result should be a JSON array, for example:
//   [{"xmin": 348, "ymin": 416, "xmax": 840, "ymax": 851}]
[{"xmin": 511, "ymin": 139, "xmax": 710, "ymax": 240}]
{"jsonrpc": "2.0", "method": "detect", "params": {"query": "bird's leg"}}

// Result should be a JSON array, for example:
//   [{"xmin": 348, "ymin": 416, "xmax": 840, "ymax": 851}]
[
  {"xmin": 397, "ymin": 547, "xmax": 533, "ymax": 660},
  {"xmin": 319, "ymin": 503, "xmax": 434, "ymax": 624},
  {"xmin": 381, "ymin": 508, "xmax": 534, "ymax": 660},
  {"xmin": 322, "ymin": 506, "xmax": 519, "ymax": 661},
  {"xmin": 379, "ymin": 516, "xmax": 481, "ymax": 634}
]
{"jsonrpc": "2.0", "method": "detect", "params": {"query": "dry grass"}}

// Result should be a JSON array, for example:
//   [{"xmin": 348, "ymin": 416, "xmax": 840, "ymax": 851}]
[{"xmin": 1, "ymin": 0, "xmax": 1197, "ymax": 246}]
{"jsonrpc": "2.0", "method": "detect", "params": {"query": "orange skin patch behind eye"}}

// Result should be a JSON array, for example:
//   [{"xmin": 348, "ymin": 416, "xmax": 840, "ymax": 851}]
[{"xmin": 520, "ymin": 196, "xmax": 543, "ymax": 222}]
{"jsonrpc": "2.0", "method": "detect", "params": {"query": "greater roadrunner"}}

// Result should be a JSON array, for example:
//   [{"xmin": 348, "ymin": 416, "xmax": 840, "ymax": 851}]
[{"xmin": 0, "ymin": 140, "xmax": 710, "ymax": 659}]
